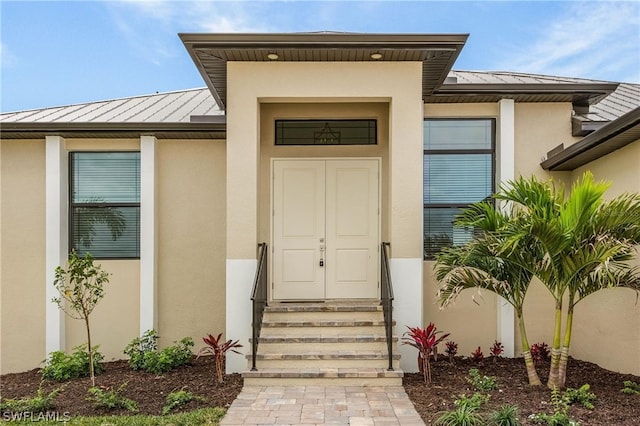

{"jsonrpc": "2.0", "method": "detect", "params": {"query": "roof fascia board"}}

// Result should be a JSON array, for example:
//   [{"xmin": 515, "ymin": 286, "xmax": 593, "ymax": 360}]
[
  {"xmin": 0, "ymin": 122, "xmax": 227, "ymax": 139},
  {"xmin": 541, "ymin": 107, "xmax": 640, "ymax": 170},
  {"xmin": 180, "ymin": 33, "xmax": 469, "ymax": 47},
  {"xmin": 438, "ymin": 82, "xmax": 618, "ymax": 96}
]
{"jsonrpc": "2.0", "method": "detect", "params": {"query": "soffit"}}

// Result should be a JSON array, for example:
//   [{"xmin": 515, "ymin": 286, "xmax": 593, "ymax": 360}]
[
  {"xmin": 179, "ymin": 33, "xmax": 469, "ymax": 110},
  {"xmin": 425, "ymin": 70, "xmax": 620, "ymax": 105}
]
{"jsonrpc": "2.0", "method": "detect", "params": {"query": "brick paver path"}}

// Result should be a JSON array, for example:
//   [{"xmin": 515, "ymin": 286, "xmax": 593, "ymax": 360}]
[{"xmin": 220, "ymin": 385, "xmax": 425, "ymax": 425}]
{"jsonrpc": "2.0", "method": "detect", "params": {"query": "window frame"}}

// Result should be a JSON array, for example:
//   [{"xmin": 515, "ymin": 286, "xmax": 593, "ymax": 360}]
[
  {"xmin": 274, "ymin": 119, "xmax": 378, "ymax": 146},
  {"xmin": 68, "ymin": 151, "xmax": 141, "ymax": 260},
  {"xmin": 423, "ymin": 118, "xmax": 496, "ymax": 260}
]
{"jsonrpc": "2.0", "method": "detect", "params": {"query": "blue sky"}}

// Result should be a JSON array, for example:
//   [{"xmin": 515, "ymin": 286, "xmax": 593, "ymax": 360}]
[{"xmin": 1, "ymin": 0, "xmax": 639, "ymax": 112}]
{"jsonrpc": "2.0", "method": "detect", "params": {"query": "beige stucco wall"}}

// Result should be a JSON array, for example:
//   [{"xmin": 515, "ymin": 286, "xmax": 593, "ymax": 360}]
[
  {"xmin": 0, "ymin": 139, "xmax": 47, "ymax": 374},
  {"xmin": 570, "ymin": 140, "xmax": 640, "ymax": 374},
  {"xmin": 1, "ymin": 136, "xmax": 228, "ymax": 373},
  {"xmin": 156, "ymin": 139, "xmax": 227, "ymax": 349},
  {"xmin": 64, "ymin": 260, "xmax": 140, "ymax": 361}
]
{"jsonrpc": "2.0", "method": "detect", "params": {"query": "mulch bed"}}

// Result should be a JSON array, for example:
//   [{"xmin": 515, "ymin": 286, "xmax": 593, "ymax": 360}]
[
  {"xmin": 0, "ymin": 356, "xmax": 242, "ymax": 417},
  {"xmin": 404, "ymin": 356, "xmax": 640, "ymax": 425},
  {"xmin": 1, "ymin": 355, "xmax": 639, "ymax": 424}
]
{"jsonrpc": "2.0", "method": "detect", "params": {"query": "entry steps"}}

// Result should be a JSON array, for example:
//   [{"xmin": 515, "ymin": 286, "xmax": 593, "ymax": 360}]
[{"xmin": 242, "ymin": 302, "xmax": 403, "ymax": 386}]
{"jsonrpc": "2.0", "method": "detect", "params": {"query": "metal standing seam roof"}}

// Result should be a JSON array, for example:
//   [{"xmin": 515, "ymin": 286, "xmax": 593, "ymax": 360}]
[
  {"xmin": 1, "ymin": 71, "xmax": 637, "ymax": 127},
  {"xmin": 0, "ymin": 88, "xmax": 220, "ymax": 123}
]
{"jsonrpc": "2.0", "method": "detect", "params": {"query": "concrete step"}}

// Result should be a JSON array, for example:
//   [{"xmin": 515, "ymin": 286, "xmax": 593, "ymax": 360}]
[
  {"xmin": 249, "ymin": 301, "xmax": 400, "ymax": 385},
  {"xmin": 246, "ymin": 350, "xmax": 401, "ymax": 369},
  {"xmin": 260, "ymin": 319, "xmax": 392, "ymax": 336},
  {"xmin": 252, "ymin": 335, "xmax": 398, "ymax": 354},
  {"xmin": 242, "ymin": 367, "xmax": 404, "ymax": 386}
]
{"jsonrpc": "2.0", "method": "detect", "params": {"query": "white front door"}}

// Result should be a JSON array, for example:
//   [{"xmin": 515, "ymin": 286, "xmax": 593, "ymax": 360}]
[{"xmin": 272, "ymin": 159, "xmax": 380, "ymax": 300}]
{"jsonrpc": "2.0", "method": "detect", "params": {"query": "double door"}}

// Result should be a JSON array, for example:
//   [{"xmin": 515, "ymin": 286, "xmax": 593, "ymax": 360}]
[{"xmin": 272, "ymin": 159, "xmax": 380, "ymax": 300}]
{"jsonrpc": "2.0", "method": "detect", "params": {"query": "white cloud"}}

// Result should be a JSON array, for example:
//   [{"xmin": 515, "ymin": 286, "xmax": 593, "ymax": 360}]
[
  {"xmin": 497, "ymin": 2, "xmax": 640, "ymax": 82},
  {"xmin": 0, "ymin": 41, "xmax": 18, "ymax": 68},
  {"xmin": 103, "ymin": 0, "xmax": 272, "ymax": 65}
]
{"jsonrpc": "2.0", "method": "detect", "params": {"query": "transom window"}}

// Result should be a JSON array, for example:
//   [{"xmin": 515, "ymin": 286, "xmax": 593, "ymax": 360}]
[
  {"xmin": 69, "ymin": 152, "xmax": 140, "ymax": 259},
  {"xmin": 275, "ymin": 119, "xmax": 377, "ymax": 145},
  {"xmin": 423, "ymin": 119, "xmax": 495, "ymax": 259}
]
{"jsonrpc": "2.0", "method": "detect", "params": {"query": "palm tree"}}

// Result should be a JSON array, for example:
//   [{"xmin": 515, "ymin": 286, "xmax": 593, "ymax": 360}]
[
  {"xmin": 435, "ymin": 202, "xmax": 544, "ymax": 386},
  {"xmin": 496, "ymin": 172, "xmax": 640, "ymax": 388}
]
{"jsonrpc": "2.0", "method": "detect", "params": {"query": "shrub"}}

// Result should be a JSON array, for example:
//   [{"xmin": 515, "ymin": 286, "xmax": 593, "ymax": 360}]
[
  {"xmin": 470, "ymin": 347, "xmax": 484, "ymax": 363},
  {"xmin": 621, "ymin": 380, "xmax": 640, "ymax": 395},
  {"xmin": 445, "ymin": 341, "xmax": 458, "ymax": 363},
  {"xmin": 488, "ymin": 404, "xmax": 522, "ymax": 426},
  {"xmin": 86, "ymin": 383, "xmax": 137, "ymax": 412},
  {"xmin": 0, "ymin": 386, "xmax": 61, "ymax": 413},
  {"xmin": 196, "ymin": 333, "xmax": 243, "ymax": 383},
  {"xmin": 162, "ymin": 390, "xmax": 205, "ymax": 415},
  {"xmin": 530, "ymin": 342, "xmax": 551, "ymax": 365},
  {"xmin": 528, "ymin": 387, "xmax": 578, "ymax": 426},
  {"xmin": 435, "ymin": 397, "xmax": 484, "ymax": 426},
  {"xmin": 402, "ymin": 323, "xmax": 450, "ymax": 383},
  {"xmin": 42, "ymin": 344, "xmax": 104, "ymax": 381},
  {"xmin": 456, "ymin": 392, "xmax": 490, "ymax": 409},
  {"xmin": 489, "ymin": 340, "xmax": 504, "ymax": 361},
  {"xmin": 467, "ymin": 368, "xmax": 497, "ymax": 391},
  {"xmin": 565, "ymin": 384, "xmax": 596, "ymax": 410},
  {"xmin": 123, "ymin": 330, "xmax": 194, "ymax": 374}
]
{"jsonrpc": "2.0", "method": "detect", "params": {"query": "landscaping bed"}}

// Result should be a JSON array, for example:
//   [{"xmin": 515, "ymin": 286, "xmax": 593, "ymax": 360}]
[{"xmin": 1, "ymin": 355, "xmax": 639, "ymax": 424}]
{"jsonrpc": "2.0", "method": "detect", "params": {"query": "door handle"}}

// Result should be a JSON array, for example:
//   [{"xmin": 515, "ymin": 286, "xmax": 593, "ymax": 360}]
[
  {"xmin": 319, "ymin": 258, "xmax": 324, "ymax": 267},
  {"xmin": 319, "ymin": 238, "xmax": 325, "ymax": 267}
]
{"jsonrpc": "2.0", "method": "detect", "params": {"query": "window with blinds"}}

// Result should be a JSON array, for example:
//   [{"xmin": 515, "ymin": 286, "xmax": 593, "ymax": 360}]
[
  {"xmin": 423, "ymin": 119, "xmax": 495, "ymax": 259},
  {"xmin": 70, "ymin": 152, "xmax": 141, "ymax": 258}
]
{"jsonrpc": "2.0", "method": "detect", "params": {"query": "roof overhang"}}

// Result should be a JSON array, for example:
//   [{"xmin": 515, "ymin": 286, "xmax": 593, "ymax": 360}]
[
  {"xmin": 541, "ymin": 107, "xmax": 640, "ymax": 171},
  {"xmin": 179, "ymin": 32, "xmax": 469, "ymax": 110},
  {"xmin": 425, "ymin": 82, "xmax": 618, "ymax": 104},
  {"xmin": 0, "ymin": 121, "xmax": 227, "ymax": 140}
]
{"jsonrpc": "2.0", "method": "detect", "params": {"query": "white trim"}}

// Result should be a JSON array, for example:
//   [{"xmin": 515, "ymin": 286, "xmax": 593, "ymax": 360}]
[
  {"xmin": 497, "ymin": 99, "xmax": 516, "ymax": 357},
  {"xmin": 45, "ymin": 136, "xmax": 67, "ymax": 355},
  {"xmin": 390, "ymin": 258, "xmax": 423, "ymax": 372},
  {"xmin": 140, "ymin": 136, "xmax": 157, "ymax": 335},
  {"xmin": 226, "ymin": 259, "xmax": 257, "ymax": 373}
]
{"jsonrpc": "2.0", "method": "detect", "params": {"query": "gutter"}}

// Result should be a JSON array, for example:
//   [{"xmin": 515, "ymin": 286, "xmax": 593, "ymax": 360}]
[{"xmin": 0, "ymin": 121, "xmax": 227, "ymax": 139}]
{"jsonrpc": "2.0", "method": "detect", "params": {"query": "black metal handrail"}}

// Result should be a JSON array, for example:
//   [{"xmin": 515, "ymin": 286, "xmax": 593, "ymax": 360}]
[
  {"xmin": 381, "ymin": 242, "xmax": 394, "ymax": 371},
  {"xmin": 250, "ymin": 242, "xmax": 268, "ymax": 371}
]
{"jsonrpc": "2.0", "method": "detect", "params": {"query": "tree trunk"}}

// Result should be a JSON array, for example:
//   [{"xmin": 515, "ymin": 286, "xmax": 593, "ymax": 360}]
[
  {"xmin": 547, "ymin": 304, "xmax": 563, "ymax": 389},
  {"xmin": 558, "ymin": 307, "xmax": 574, "ymax": 389},
  {"xmin": 518, "ymin": 313, "xmax": 542, "ymax": 386},
  {"xmin": 216, "ymin": 356, "xmax": 223, "ymax": 383},
  {"xmin": 85, "ymin": 315, "xmax": 95, "ymax": 387}
]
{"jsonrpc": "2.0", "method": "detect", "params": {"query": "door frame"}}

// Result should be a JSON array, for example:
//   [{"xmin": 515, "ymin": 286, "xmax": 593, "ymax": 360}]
[{"xmin": 270, "ymin": 157, "xmax": 382, "ymax": 302}]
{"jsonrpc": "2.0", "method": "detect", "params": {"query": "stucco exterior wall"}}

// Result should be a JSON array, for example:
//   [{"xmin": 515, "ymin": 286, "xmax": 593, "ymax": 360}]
[
  {"xmin": 570, "ymin": 140, "xmax": 640, "ymax": 374},
  {"xmin": 156, "ymin": 139, "xmax": 227, "ymax": 349},
  {"xmin": 64, "ymin": 260, "xmax": 140, "ymax": 361},
  {"xmin": 0, "ymin": 139, "xmax": 47, "ymax": 374}
]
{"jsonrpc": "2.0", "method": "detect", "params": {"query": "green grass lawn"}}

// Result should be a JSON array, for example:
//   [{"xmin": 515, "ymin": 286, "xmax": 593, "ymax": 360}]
[{"xmin": 1, "ymin": 407, "xmax": 226, "ymax": 425}]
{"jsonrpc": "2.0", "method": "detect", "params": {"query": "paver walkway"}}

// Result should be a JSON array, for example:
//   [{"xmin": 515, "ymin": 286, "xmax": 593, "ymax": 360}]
[{"xmin": 220, "ymin": 385, "xmax": 425, "ymax": 425}]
